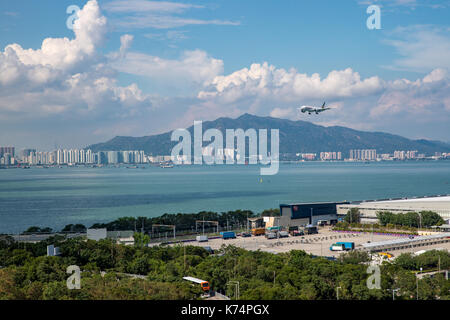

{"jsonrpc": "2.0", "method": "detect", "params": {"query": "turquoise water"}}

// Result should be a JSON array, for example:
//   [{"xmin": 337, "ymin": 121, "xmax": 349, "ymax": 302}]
[{"xmin": 0, "ymin": 161, "xmax": 449, "ymax": 233}]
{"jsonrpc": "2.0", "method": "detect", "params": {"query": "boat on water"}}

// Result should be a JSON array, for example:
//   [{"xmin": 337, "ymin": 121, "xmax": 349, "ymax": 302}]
[{"xmin": 160, "ymin": 162, "xmax": 174, "ymax": 168}]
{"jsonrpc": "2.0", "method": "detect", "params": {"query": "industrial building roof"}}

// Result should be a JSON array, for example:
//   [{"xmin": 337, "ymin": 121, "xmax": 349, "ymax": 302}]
[
  {"xmin": 362, "ymin": 232, "xmax": 450, "ymax": 249},
  {"xmin": 337, "ymin": 195, "xmax": 450, "ymax": 217}
]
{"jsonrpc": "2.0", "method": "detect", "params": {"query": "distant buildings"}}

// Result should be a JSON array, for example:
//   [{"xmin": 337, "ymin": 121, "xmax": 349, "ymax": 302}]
[
  {"xmin": 0, "ymin": 148, "xmax": 147, "ymax": 166},
  {"xmin": 349, "ymin": 149, "xmax": 377, "ymax": 161},
  {"xmin": 0, "ymin": 146, "xmax": 15, "ymax": 165},
  {"xmin": 297, "ymin": 153, "xmax": 316, "ymax": 161},
  {"xmin": 1, "ymin": 144, "xmax": 449, "ymax": 166},
  {"xmin": 0, "ymin": 146, "xmax": 15, "ymax": 158},
  {"xmin": 393, "ymin": 150, "xmax": 418, "ymax": 160},
  {"xmin": 319, "ymin": 152, "xmax": 342, "ymax": 161}
]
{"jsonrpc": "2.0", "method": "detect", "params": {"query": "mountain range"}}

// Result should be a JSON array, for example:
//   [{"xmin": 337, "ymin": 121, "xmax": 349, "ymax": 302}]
[{"xmin": 86, "ymin": 114, "xmax": 449, "ymax": 157}]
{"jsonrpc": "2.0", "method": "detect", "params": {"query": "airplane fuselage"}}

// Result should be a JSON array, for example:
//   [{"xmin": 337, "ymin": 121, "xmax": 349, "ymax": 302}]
[{"xmin": 299, "ymin": 106, "xmax": 331, "ymax": 114}]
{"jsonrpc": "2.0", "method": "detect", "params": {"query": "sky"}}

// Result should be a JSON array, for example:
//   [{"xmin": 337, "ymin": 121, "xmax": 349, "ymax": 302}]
[{"xmin": 0, "ymin": 0, "xmax": 449, "ymax": 150}]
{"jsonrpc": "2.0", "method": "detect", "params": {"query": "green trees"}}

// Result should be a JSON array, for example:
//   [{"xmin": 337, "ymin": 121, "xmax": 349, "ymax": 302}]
[
  {"xmin": 61, "ymin": 224, "xmax": 87, "ymax": 233},
  {"xmin": 260, "ymin": 208, "xmax": 280, "ymax": 217},
  {"xmin": 133, "ymin": 232, "xmax": 151, "ymax": 249},
  {"xmin": 22, "ymin": 226, "xmax": 53, "ymax": 234},
  {"xmin": 344, "ymin": 208, "xmax": 361, "ymax": 224},
  {"xmin": 339, "ymin": 250, "xmax": 370, "ymax": 264},
  {"xmin": 377, "ymin": 211, "xmax": 444, "ymax": 228},
  {"xmin": 420, "ymin": 211, "xmax": 444, "ymax": 227},
  {"xmin": 89, "ymin": 210, "xmax": 257, "ymax": 233},
  {"xmin": 0, "ymin": 237, "xmax": 449, "ymax": 300}
]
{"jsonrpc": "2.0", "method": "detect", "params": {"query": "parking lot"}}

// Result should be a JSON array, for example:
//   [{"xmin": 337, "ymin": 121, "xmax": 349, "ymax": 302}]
[{"xmin": 171, "ymin": 227, "xmax": 417, "ymax": 257}]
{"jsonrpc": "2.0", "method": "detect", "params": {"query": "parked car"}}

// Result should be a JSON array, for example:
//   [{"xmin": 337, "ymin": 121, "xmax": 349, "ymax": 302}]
[
  {"xmin": 304, "ymin": 225, "xmax": 318, "ymax": 235},
  {"xmin": 291, "ymin": 230, "xmax": 304, "ymax": 236},
  {"xmin": 265, "ymin": 232, "xmax": 277, "ymax": 239},
  {"xmin": 278, "ymin": 231, "xmax": 289, "ymax": 238},
  {"xmin": 203, "ymin": 246, "xmax": 214, "ymax": 254},
  {"xmin": 241, "ymin": 232, "xmax": 251, "ymax": 237},
  {"xmin": 196, "ymin": 235, "xmax": 208, "ymax": 242}
]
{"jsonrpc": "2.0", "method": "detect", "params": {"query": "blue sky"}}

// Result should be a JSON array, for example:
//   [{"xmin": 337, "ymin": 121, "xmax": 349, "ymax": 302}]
[{"xmin": 0, "ymin": 0, "xmax": 449, "ymax": 150}]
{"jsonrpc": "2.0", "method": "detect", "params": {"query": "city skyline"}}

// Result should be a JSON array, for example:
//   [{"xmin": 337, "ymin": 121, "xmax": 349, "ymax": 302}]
[
  {"xmin": 1, "ymin": 144, "xmax": 449, "ymax": 166},
  {"xmin": 0, "ymin": 0, "xmax": 449, "ymax": 150}
]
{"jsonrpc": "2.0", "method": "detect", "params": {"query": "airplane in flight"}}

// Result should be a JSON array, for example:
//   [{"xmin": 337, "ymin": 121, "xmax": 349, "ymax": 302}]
[{"xmin": 298, "ymin": 102, "xmax": 332, "ymax": 115}]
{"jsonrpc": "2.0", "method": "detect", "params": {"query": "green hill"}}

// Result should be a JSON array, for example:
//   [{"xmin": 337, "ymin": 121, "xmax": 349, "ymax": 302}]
[{"xmin": 86, "ymin": 113, "xmax": 449, "ymax": 156}]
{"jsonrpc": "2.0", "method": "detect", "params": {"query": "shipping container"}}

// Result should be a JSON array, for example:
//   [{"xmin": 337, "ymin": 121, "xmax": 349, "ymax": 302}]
[
  {"xmin": 220, "ymin": 231, "xmax": 236, "ymax": 239},
  {"xmin": 251, "ymin": 228, "xmax": 266, "ymax": 236},
  {"xmin": 335, "ymin": 242, "xmax": 355, "ymax": 250}
]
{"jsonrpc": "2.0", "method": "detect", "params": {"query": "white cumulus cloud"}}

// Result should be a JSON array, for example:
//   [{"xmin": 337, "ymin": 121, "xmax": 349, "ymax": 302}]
[
  {"xmin": 198, "ymin": 62, "xmax": 384, "ymax": 102},
  {"xmin": 112, "ymin": 49, "xmax": 224, "ymax": 86},
  {"xmin": 0, "ymin": 0, "xmax": 150, "ymax": 121}
]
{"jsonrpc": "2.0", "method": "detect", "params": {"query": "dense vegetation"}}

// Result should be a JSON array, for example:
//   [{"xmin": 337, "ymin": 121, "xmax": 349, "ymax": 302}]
[
  {"xmin": 377, "ymin": 211, "xmax": 444, "ymax": 228},
  {"xmin": 20, "ymin": 210, "xmax": 257, "ymax": 235},
  {"xmin": 0, "ymin": 235, "xmax": 449, "ymax": 300},
  {"xmin": 90, "ymin": 210, "xmax": 256, "ymax": 233},
  {"xmin": 343, "ymin": 208, "xmax": 361, "ymax": 224},
  {"xmin": 334, "ymin": 209, "xmax": 444, "ymax": 234}
]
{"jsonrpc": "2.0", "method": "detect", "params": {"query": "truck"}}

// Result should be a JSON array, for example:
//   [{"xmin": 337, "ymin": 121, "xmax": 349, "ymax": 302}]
[
  {"xmin": 338, "ymin": 242, "xmax": 355, "ymax": 250},
  {"xmin": 196, "ymin": 235, "xmax": 208, "ymax": 242},
  {"xmin": 220, "ymin": 231, "xmax": 236, "ymax": 239},
  {"xmin": 317, "ymin": 220, "xmax": 328, "ymax": 227},
  {"xmin": 304, "ymin": 225, "xmax": 318, "ymax": 235},
  {"xmin": 251, "ymin": 228, "xmax": 266, "ymax": 236},
  {"xmin": 329, "ymin": 243, "xmax": 345, "ymax": 251},
  {"xmin": 333, "ymin": 242, "xmax": 354, "ymax": 251}
]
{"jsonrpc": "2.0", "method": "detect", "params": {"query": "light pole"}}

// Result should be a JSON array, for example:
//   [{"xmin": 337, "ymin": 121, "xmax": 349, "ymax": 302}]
[
  {"xmin": 416, "ymin": 275, "xmax": 419, "ymax": 300},
  {"xmin": 337, "ymin": 286, "xmax": 341, "ymax": 300},
  {"xmin": 416, "ymin": 267, "xmax": 422, "ymax": 300},
  {"xmin": 391, "ymin": 288, "xmax": 399, "ymax": 301},
  {"xmin": 418, "ymin": 212, "xmax": 422, "ymax": 230},
  {"xmin": 371, "ymin": 224, "xmax": 374, "ymax": 243},
  {"xmin": 227, "ymin": 281, "xmax": 239, "ymax": 300}
]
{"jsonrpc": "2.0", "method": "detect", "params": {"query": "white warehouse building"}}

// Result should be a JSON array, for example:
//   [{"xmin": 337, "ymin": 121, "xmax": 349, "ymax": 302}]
[{"xmin": 337, "ymin": 195, "xmax": 450, "ymax": 223}]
